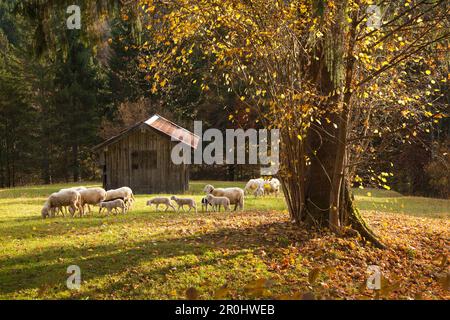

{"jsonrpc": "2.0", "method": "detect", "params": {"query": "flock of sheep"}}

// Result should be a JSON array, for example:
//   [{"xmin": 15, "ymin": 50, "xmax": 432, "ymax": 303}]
[
  {"xmin": 244, "ymin": 178, "xmax": 281, "ymax": 197},
  {"xmin": 41, "ymin": 186, "xmax": 135, "ymax": 218},
  {"xmin": 40, "ymin": 177, "xmax": 281, "ymax": 218}
]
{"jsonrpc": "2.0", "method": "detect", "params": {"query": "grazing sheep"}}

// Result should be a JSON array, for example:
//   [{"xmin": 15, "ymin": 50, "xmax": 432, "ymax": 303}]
[
  {"xmin": 263, "ymin": 178, "xmax": 281, "ymax": 196},
  {"xmin": 105, "ymin": 187, "xmax": 135, "ymax": 210},
  {"xmin": 79, "ymin": 188, "xmax": 107, "ymax": 214},
  {"xmin": 201, "ymin": 197, "xmax": 213, "ymax": 212},
  {"xmin": 203, "ymin": 184, "xmax": 244, "ymax": 211},
  {"xmin": 41, "ymin": 190, "xmax": 82, "ymax": 219},
  {"xmin": 146, "ymin": 197, "xmax": 176, "ymax": 212},
  {"xmin": 57, "ymin": 187, "xmax": 87, "ymax": 214},
  {"xmin": 170, "ymin": 196, "xmax": 197, "ymax": 213},
  {"xmin": 244, "ymin": 178, "xmax": 264, "ymax": 195},
  {"xmin": 99, "ymin": 199, "xmax": 126, "ymax": 215},
  {"xmin": 206, "ymin": 194, "xmax": 230, "ymax": 212},
  {"xmin": 254, "ymin": 185, "xmax": 265, "ymax": 197}
]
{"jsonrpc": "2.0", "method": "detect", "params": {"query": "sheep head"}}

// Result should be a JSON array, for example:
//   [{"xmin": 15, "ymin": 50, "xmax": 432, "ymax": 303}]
[
  {"xmin": 41, "ymin": 206, "xmax": 50, "ymax": 219},
  {"xmin": 203, "ymin": 185, "xmax": 214, "ymax": 194}
]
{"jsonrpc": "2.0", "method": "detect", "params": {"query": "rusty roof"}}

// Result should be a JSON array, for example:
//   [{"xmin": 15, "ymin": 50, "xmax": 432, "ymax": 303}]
[
  {"xmin": 145, "ymin": 115, "xmax": 199, "ymax": 149},
  {"xmin": 93, "ymin": 114, "xmax": 199, "ymax": 151}
]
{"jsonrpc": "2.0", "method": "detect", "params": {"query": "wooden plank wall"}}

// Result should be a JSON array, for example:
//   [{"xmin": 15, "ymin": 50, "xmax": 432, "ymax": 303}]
[{"xmin": 104, "ymin": 125, "xmax": 189, "ymax": 194}]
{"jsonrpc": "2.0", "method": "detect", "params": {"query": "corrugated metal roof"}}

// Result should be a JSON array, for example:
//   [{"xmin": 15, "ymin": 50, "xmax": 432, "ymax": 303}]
[{"xmin": 93, "ymin": 114, "xmax": 199, "ymax": 151}]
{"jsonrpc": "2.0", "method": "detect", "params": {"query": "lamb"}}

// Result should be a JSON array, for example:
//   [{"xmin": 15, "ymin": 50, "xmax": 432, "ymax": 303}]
[
  {"xmin": 99, "ymin": 199, "xmax": 126, "ymax": 215},
  {"xmin": 41, "ymin": 190, "xmax": 82, "ymax": 219},
  {"xmin": 244, "ymin": 178, "xmax": 264, "ymax": 195},
  {"xmin": 206, "ymin": 194, "xmax": 230, "ymax": 212},
  {"xmin": 201, "ymin": 197, "xmax": 213, "ymax": 212},
  {"xmin": 170, "ymin": 196, "xmax": 197, "ymax": 213},
  {"xmin": 105, "ymin": 187, "xmax": 135, "ymax": 209},
  {"xmin": 79, "ymin": 188, "xmax": 107, "ymax": 214},
  {"xmin": 146, "ymin": 197, "xmax": 176, "ymax": 212},
  {"xmin": 203, "ymin": 184, "xmax": 244, "ymax": 211}
]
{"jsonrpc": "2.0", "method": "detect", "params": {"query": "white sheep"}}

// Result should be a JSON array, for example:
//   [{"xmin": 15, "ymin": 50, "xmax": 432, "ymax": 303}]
[
  {"xmin": 263, "ymin": 178, "xmax": 281, "ymax": 196},
  {"xmin": 247, "ymin": 178, "xmax": 281, "ymax": 197},
  {"xmin": 146, "ymin": 197, "xmax": 176, "ymax": 212},
  {"xmin": 170, "ymin": 195, "xmax": 197, "ymax": 213},
  {"xmin": 105, "ymin": 187, "xmax": 135, "ymax": 209},
  {"xmin": 41, "ymin": 190, "xmax": 82, "ymax": 219},
  {"xmin": 203, "ymin": 184, "xmax": 244, "ymax": 211},
  {"xmin": 244, "ymin": 178, "xmax": 264, "ymax": 195},
  {"xmin": 206, "ymin": 194, "xmax": 230, "ymax": 212},
  {"xmin": 254, "ymin": 185, "xmax": 265, "ymax": 197},
  {"xmin": 99, "ymin": 199, "xmax": 126, "ymax": 215},
  {"xmin": 79, "ymin": 188, "xmax": 107, "ymax": 214},
  {"xmin": 57, "ymin": 187, "xmax": 87, "ymax": 214}
]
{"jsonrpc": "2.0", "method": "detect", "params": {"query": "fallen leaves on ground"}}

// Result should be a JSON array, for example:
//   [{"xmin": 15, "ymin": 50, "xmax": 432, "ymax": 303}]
[{"xmin": 172, "ymin": 210, "xmax": 448, "ymax": 300}]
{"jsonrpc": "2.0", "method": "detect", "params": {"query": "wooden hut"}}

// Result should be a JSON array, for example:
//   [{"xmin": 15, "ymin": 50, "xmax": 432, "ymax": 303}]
[{"xmin": 93, "ymin": 115, "xmax": 199, "ymax": 194}]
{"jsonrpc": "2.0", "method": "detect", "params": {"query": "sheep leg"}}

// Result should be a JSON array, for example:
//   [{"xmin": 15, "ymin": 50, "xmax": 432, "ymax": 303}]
[
  {"xmin": 68, "ymin": 205, "xmax": 75, "ymax": 217},
  {"xmin": 76, "ymin": 203, "xmax": 83, "ymax": 217},
  {"xmin": 76, "ymin": 202, "xmax": 83, "ymax": 217},
  {"xmin": 155, "ymin": 204, "xmax": 159, "ymax": 212}
]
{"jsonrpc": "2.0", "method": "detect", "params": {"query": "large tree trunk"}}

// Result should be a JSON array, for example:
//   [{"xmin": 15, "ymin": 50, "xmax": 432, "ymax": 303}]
[{"xmin": 279, "ymin": 127, "xmax": 385, "ymax": 248}]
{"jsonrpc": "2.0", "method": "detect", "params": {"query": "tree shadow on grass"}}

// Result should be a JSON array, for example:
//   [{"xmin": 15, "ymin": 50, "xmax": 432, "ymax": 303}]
[{"xmin": 0, "ymin": 219, "xmax": 304, "ymax": 296}]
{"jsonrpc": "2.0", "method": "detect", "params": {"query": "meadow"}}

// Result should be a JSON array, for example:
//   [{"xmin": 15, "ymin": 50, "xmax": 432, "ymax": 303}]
[{"xmin": 0, "ymin": 181, "xmax": 448, "ymax": 299}]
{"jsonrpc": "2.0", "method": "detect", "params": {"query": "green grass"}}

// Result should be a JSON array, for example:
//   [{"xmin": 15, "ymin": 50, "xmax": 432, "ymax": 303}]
[
  {"xmin": 352, "ymin": 187, "xmax": 450, "ymax": 218},
  {"xmin": 0, "ymin": 181, "xmax": 448, "ymax": 299}
]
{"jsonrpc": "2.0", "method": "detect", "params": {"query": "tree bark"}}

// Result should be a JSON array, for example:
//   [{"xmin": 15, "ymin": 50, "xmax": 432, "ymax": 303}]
[{"xmin": 279, "ymin": 115, "xmax": 385, "ymax": 248}]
